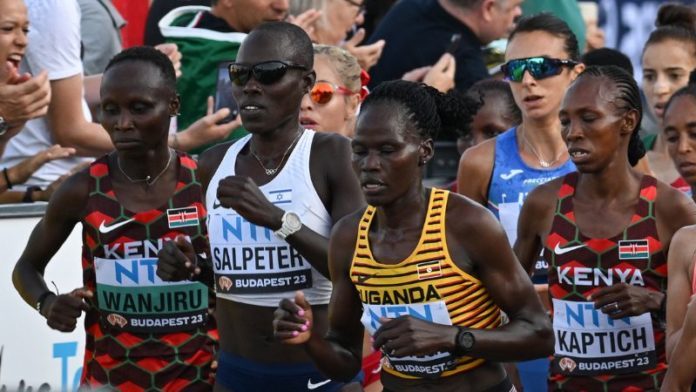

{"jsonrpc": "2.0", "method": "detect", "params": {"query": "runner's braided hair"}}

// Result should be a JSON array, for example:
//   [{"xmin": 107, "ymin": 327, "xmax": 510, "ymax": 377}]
[
  {"xmin": 466, "ymin": 79, "xmax": 521, "ymax": 126},
  {"xmin": 663, "ymin": 69, "xmax": 696, "ymax": 114},
  {"xmin": 104, "ymin": 46, "xmax": 176, "ymax": 94},
  {"xmin": 575, "ymin": 66, "xmax": 645, "ymax": 166},
  {"xmin": 360, "ymin": 80, "xmax": 479, "ymax": 140}
]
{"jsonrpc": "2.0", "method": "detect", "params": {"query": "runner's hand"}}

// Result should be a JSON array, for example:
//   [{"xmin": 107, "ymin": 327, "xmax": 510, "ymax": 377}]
[
  {"xmin": 157, "ymin": 234, "xmax": 198, "ymax": 281},
  {"xmin": 590, "ymin": 283, "xmax": 664, "ymax": 319},
  {"xmin": 217, "ymin": 176, "xmax": 285, "ymax": 229},
  {"xmin": 42, "ymin": 287, "xmax": 93, "ymax": 332},
  {"xmin": 373, "ymin": 316, "xmax": 457, "ymax": 357},
  {"xmin": 274, "ymin": 291, "xmax": 313, "ymax": 344}
]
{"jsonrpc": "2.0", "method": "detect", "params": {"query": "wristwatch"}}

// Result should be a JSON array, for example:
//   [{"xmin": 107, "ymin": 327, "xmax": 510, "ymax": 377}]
[
  {"xmin": 22, "ymin": 186, "xmax": 42, "ymax": 203},
  {"xmin": 275, "ymin": 211, "xmax": 302, "ymax": 239},
  {"xmin": 0, "ymin": 116, "xmax": 8, "ymax": 137},
  {"xmin": 454, "ymin": 327, "xmax": 475, "ymax": 356}
]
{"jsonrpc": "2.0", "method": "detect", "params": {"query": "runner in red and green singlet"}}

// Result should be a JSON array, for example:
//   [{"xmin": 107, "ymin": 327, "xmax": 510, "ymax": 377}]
[
  {"xmin": 515, "ymin": 66, "xmax": 696, "ymax": 392},
  {"xmin": 13, "ymin": 47, "xmax": 217, "ymax": 390}
]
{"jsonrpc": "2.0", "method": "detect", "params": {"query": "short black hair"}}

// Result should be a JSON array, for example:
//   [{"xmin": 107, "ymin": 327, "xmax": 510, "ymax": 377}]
[
  {"xmin": 250, "ymin": 22, "xmax": 314, "ymax": 70},
  {"xmin": 664, "ymin": 69, "xmax": 696, "ymax": 116},
  {"xmin": 581, "ymin": 48, "xmax": 634, "ymax": 77},
  {"xmin": 574, "ymin": 66, "xmax": 645, "ymax": 166},
  {"xmin": 361, "ymin": 80, "xmax": 480, "ymax": 141},
  {"xmin": 508, "ymin": 13, "xmax": 580, "ymax": 60},
  {"xmin": 104, "ymin": 46, "xmax": 176, "ymax": 93},
  {"xmin": 467, "ymin": 79, "xmax": 521, "ymax": 125}
]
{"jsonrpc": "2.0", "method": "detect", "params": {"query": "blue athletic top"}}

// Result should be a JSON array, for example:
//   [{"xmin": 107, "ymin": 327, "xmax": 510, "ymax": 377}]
[{"xmin": 487, "ymin": 127, "xmax": 576, "ymax": 282}]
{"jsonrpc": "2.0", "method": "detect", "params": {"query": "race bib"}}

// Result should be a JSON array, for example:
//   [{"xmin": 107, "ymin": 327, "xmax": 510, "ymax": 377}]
[
  {"xmin": 210, "ymin": 214, "xmax": 312, "ymax": 294},
  {"xmin": 94, "ymin": 257, "xmax": 208, "ymax": 333},
  {"xmin": 498, "ymin": 201, "xmax": 520, "ymax": 245},
  {"xmin": 361, "ymin": 301, "xmax": 456, "ymax": 378},
  {"xmin": 552, "ymin": 299, "xmax": 656, "ymax": 376}
]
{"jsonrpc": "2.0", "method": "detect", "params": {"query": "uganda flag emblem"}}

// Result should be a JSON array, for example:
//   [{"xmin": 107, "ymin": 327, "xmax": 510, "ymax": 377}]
[
  {"xmin": 618, "ymin": 239, "xmax": 649, "ymax": 260},
  {"xmin": 167, "ymin": 206, "xmax": 199, "ymax": 228},
  {"xmin": 417, "ymin": 260, "xmax": 442, "ymax": 280}
]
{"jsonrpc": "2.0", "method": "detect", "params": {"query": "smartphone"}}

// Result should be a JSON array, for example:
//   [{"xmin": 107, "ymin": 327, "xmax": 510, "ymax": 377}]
[
  {"xmin": 214, "ymin": 61, "xmax": 239, "ymax": 123},
  {"xmin": 445, "ymin": 33, "xmax": 462, "ymax": 55}
]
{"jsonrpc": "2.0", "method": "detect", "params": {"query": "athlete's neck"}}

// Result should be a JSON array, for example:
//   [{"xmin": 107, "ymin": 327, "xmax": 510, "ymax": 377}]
[
  {"xmin": 576, "ymin": 161, "xmax": 639, "ymax": 200},
  {"xmin": 116, "ymin": 145, "xmax": 171, "ymax": 179},
  {"xmin": 375, "ymin": 185, "xmax": 429, "ymax": 230},
  {"xmin": 249, "ymin": 123, "xmax": 303, "ymax": 158},
  {"xmin": 517, "ymin": 120, "xmax": 568, "ymax": 164}
]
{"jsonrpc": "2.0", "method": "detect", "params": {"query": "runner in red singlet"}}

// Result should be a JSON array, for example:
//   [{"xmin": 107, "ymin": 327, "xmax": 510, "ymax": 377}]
[
  {"xmin": 12, "ymin": 47, "xmax": 217, "ymax": 389},
  {"xmin": 516, "ymin": 65, "xmax": 696, "ymax": 391}
]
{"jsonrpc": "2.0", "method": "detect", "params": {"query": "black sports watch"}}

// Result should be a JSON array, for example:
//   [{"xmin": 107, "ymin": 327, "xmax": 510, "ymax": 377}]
[
  {"xmin": 454, "ymin": 327, "xmax": 475, "ymax": 356},
  {"xmin": 0, "ymin": 116, "xmax": 8, "ymax": 137}
]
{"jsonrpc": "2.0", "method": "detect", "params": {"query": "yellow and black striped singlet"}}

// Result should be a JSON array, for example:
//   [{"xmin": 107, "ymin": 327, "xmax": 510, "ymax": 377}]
[{"xmin": 350, "ymin": 188, "xmax": 501, "ymax": 379}]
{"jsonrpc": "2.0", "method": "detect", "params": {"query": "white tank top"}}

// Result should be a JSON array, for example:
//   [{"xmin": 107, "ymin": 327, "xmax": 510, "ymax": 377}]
[{"xmin": 206, "ymin": 129, "xmax": 333, "ymax": 307}]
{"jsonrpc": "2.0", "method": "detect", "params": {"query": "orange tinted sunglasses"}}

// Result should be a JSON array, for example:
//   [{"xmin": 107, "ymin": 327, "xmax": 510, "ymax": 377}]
[{"xmin": 310, "ymin": 81, "xmax": 357, "ymax": 104}]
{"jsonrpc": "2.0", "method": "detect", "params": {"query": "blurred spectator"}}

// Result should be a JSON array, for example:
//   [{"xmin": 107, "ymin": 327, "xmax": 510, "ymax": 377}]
[
  {"xmin": 367, "ymin": 0, "xmax": 522, "ymax": 92},
  {"xmin": 578, "ymin": 1, "xmax": 604, "ymax": 53},
  {"xmin": 289, "ymin": 0, "xmax": 385, "ymax": 70},
  {"xmin": 521, "ymin": 0, "xmax": 586, "ymax": 54},
  {"xmin": 144, "ymin": 0, "xmax": 210, "ymax": 46},
  {"xmin": 361, "ymin": 0, "xmax": 396, "ymax": 38},
  {"xmin": 78, "ymin": 0, "xmax": 125, "ymax": 76},
  {"xmin": 159, "ymin": 0, "xmax": 287, "ymax": 154}
]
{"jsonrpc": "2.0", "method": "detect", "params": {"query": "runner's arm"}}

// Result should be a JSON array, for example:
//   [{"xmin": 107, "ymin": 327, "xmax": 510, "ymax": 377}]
[
  {"xmin": 457, "ymin": 202, "xmax": 554, "ymax": 361},
  {"xmin": 274, "ymin": 215, "xmax": 365, "ymax": 381},
  {"xmin": 665, "ymin": 227, "xmax": 696, "ymax": 360},
  {"xmin": 514, "ymin": 183, "xmax": 555, "ymax": 275},
  {"xmin": 661, "ymin": 295, "xmax": 696, "ymax": 391},
  {"xmin": 304, "ymin": 216, "xmax": 365, "ymax": 380},
  {"xmin": 12, "ymin": 169, "xmax": 89, "ymax": 309}
]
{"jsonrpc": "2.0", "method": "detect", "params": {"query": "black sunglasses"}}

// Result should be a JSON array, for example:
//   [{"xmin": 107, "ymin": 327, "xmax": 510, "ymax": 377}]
[
  {"xmin": 228, "ymin": 60, "xmax": 308, "ymax": 86},
  {"xmin": 501, "ymin": 56, "xmax": 579, "ymax": 82}
]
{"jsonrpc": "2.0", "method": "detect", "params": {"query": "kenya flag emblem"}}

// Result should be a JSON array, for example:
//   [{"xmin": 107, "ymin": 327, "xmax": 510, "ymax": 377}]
[
  {"xmin": 618, "ymin": 239, "xmax": 649, "ymax": 260},
  {"xmin": 167, "ymin": 207, "xmax": 199, "ymax": 228}
]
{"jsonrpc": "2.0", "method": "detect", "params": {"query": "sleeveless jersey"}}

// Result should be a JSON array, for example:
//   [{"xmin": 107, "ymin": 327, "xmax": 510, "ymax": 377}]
[
  {"xmin": 207, "ymin": 129, "xmax": 332, "ymax": 307},
  {"xmin": 80, "ymin": 152, "xmax": 217, "ymax": 390},
  {"xmin": 545, "ymin": 173, "xmax": 667, "ymax": 391},
  {"xmin": 350, "ymin": 189, "xmax": 502, "ymax": 379},
  {"xmin": 488, "ymin": 128, "xmax": 576, "ymax": 282}
]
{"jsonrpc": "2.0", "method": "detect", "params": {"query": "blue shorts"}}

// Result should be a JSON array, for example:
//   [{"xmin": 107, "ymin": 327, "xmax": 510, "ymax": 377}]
[{"xmin": 216, "ymin": 350, "xmax": 363, "ymax": 392}]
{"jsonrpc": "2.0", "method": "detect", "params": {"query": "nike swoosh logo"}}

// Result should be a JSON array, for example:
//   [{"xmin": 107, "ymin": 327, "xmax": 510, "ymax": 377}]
[
  {"xmin": 554, "ymin": 243, "xmax": 586, "ymax": 255},
  {"xmin": 500, "ymin": 169, "xmax": 524, "ymax": 180},
  {"xmin": 307, "ymin": 379, "xmax": 332, "ymax": 390},
  {"xmin": 99, "ymin": 218, "xmax": 135, "ymax": 234},
  {"xmin": 212, "ymin": 200, "xmax": 222, "ymax": 209}
]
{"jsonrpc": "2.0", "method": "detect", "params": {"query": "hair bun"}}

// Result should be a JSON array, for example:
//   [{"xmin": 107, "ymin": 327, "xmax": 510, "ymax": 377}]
[{"xmin": 656, "ymin": 3, "xmax": 696, "ymax": 32}]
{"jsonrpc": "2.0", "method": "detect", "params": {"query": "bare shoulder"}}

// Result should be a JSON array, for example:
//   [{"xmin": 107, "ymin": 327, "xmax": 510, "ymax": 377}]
[
  {"xmin": 330, "ymin": 207, "xmax": 366, "ymax": 246},
  {"xmin": 197, "ymin": 140, "xmax": 235, "ymax": 190},
  {"xmin": 654, "ymin": 179, "xmax": 696, "ymax": 229},
  {"xmin": 457, "ymin": 137, "xmax": 496, "ymax": 202},
  {"xmin": 458, "ymin": 137, "xmax": 495, "ymax": 176},
  {"xmin": 524, "ymin": 176, "xmax": 564, "ymax": 213},
  {"xmin": 46, "ymin": 167, "xmax": 91, "ymax": 221},
  {"xmin": 311, "ymin": 131, "xmax": 351, "ymax": 157},
  {"xmin": 445, "ymin": 190, "xmax": 499, "ymax": 234}
]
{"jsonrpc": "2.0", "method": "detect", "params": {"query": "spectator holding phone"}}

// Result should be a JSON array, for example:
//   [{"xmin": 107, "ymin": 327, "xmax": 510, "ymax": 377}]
[{"xmin": 367, "ymin": 0, "xmax": 522, "ymax": 92}]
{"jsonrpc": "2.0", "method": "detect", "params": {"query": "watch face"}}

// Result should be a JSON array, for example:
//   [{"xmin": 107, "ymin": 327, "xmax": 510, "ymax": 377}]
[
  {"xmin": 458, "ymin": 331, "xmax": 474, "ymax": 349},
  {"xmin": 285, "ymin": 212, "xmax": 302, "ymax": 230}
]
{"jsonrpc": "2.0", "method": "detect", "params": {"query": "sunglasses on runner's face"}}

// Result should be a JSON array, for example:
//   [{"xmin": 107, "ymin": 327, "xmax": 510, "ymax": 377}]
[
  {"xmin": 310, "ymin": 81, "xmax": 357, "ymax": 104},
  {"xmin": 501, "ymin": 57, "xmax": 579, "ymax": 82},
  {"xmin": 228, "ymin": 60, "xmax": 308, "ymax": 86}
]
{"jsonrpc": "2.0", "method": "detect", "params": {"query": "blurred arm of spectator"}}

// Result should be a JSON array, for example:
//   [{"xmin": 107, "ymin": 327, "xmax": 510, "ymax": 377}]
[
  {"xmin": 0, "ymin": 63, "xmax": 51, "ymax": 149},
  {"xmin": 171, "ymin": 96, "xmax": 242, "ymax": 152},
  {"xmin": 287, "ymin": 9, "xmax": 322, "ymax": 43},
  {"xmin": 0, "ymin": 144, "xmax": 75, "ymax": 200},
  {"xmin": 341, "ymin": 28, "xmax": 385, "ymax": 71},
  {"xmin": 402, "ymin": 53, "xmax": 456, "ymax": 92},
  {"xmin": 155, "ymin": 43, "xmax": 182, "ymax": 78}
]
